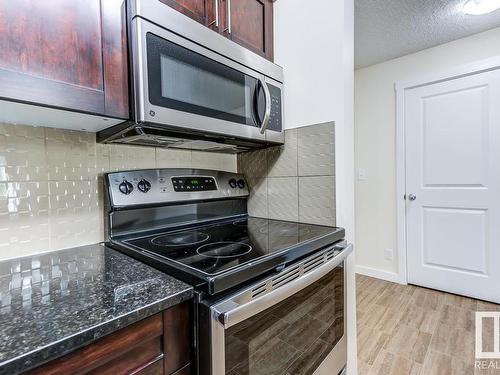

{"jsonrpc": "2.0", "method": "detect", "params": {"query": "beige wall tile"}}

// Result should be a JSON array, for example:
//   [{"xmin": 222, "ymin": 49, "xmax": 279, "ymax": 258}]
[
  {"xmin": 0, "ymin": 123, "xmax": 47, "ymax": 182},
  {"xmin": 0, "ymin": 123, "xmax": 45, "ymax": 138},
  {"xmin": 268, "ymin": 177, "xmax": 298, "ymax": 222},
  {"xmin": 0, "ymin": 120, "xmax": 334, "ymax": 259},
  {"xmin": 247, "ymin": 177, "xmax": 268, "ymax": 218},
  {"xmin": 192, "ymin": 151, "xmax": 237, "ymax": 172},
  {"xmin": 238, "ymin": 124, "xmax": 336, "ymax": 225},
  {"xmin": 297, "ymin": 122, "xmax": 335, "ymax": 176},
  {"xmin": 95, "ymin": 144, "xmax": 110, "ymax": 176},
  {"xmin": 267, "ymin": 129, "xmax": 298, "ymax": 177},
  {"xmin": 108, "ymin": 144, "xmax": 156, "ymax": 171},
  {"xmin": 48, "ymin": 180, "xmax": 103, "ymax": 251},
  {"xmin": 237, "ymin": 149, "xmax": 268, "ymax": 178},
  {"xmin": 298, "ymin": 176, "xmax": 336, "ymax": 226},
  {"xmin": 45, "ymin": 128, "xmax": 98, "ymax": 181},
  {"xmin": 0, "ymin": 181, "xmax": 50, "ymax": 258},
  {"xmin": 0, "ymin": 122, "xmax": 242, "ymax": 259},
  {"xmin": 156, "ymin": 148, "xmax": 192, "ymax": 168}
]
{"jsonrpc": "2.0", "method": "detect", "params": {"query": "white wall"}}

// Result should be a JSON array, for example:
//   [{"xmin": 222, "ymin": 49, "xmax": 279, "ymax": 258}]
[
  {"xmin": 274, "ymin": 0, "xmax": 346, "ymax": 131},
  {"xmin": 355, "ymin": 27, "xmax": 500, "ymax": 278},
  {"xmin": 274, "ymin": 2, "xmax": 357, "ymax": 374}
]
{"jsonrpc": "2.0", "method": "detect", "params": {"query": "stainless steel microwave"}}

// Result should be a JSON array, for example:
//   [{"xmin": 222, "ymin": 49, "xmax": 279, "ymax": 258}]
[{"xmin": 97, "ymin": 0, "xmax": 284, "ymax": 152}]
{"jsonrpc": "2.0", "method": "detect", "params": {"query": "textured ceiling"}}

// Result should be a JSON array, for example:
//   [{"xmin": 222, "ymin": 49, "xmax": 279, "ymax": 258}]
[{"xmin": 355, "ymin": 0, "xmax": 500, "ymax": 68}]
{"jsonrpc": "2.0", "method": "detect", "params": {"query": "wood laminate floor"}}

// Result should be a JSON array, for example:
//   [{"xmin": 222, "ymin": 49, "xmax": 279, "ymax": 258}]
[{"xmin": 356, "ymin": 275, "xmax": 500, "ymax": 375}]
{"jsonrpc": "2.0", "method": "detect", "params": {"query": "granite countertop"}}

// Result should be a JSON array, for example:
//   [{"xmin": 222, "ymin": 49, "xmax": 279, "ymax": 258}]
[{"xmin": 0, "ymin": 244, "xmax": 193, "ymax": 375}]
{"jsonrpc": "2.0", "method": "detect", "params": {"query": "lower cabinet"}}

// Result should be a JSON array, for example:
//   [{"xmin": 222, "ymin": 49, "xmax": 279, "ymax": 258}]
[{"xmin": 25, "ymin": 302, "xmax": 192, "ymax": 375}]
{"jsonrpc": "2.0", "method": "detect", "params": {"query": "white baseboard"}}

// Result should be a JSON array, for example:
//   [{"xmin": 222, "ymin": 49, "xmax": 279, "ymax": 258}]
[{"xmin": 355, "ymin": 265, "xmax": 402, "ymax": 284}]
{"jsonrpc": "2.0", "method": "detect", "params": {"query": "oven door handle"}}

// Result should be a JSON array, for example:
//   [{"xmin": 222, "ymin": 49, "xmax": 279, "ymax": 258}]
[
  {"xmin": 212, "ymin": 243, "xmax": 353, "ymax": 329},
  {"xmin": 259, "ymin": 77, "xmax": 271, "ymax": 134}
]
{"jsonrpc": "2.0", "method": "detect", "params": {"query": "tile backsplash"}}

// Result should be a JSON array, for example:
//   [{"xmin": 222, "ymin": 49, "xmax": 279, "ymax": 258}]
[
  {"xmin": 0, "ymin": 123, "xmax": 236, "ymax": 260},
  {"xmin": 238, "ymin": 122, "xmax": 336, "ymax": 226}
]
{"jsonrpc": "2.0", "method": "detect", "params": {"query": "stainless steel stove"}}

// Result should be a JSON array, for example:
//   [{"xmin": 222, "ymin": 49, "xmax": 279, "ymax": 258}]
[{"xmin": 104, "ymin": 168, "xmax": 351, "ymax": 375}]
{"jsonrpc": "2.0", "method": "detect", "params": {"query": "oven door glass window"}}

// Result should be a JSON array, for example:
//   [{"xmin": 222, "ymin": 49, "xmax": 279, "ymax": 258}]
[
  {"xmin": 224, "ymin": 265, "xmax": 344, "ymax": 375},
  {"xmin": 146, "ymin": 33, "xmax": 259, "ymax": 127}
]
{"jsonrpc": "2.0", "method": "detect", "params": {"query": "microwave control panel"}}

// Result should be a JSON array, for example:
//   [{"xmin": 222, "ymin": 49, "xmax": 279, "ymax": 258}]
[{"xmin": 268, "ymin": 84, "xmax": 282, "ymax": 132}]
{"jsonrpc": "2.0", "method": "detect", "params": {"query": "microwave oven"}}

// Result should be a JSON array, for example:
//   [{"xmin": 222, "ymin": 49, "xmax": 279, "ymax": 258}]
[{"xmin": 98, "ymin": 0, "xmax": 284, "ymax": 152}]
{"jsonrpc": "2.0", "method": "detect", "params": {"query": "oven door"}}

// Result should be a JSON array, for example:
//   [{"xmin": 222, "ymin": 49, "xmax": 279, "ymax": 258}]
[
  {"xmin": 131, "ymin": 17, "xmax": 283, "ymax": 143},
  {"xmin": 207, "ymin": 243, "xmax": 352, "ymax": 375}
]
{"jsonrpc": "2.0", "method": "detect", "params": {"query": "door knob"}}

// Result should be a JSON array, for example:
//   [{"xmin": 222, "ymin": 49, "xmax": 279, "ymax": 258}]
[{"xmin": 408, "ymin": 194, "xmax": 417, "ymax": 201}]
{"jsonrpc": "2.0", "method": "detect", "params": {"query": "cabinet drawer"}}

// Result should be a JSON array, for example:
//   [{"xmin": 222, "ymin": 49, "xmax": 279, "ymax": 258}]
[
  {"xmin": 25, "ymin": 314, "xmax": 164, "ymax": 375},
  {"xmin": 88, "ymin": 338, "xmax": 163, "ymax": 375},
  {"xmin": 135, "ymin": 358, "xmax": 164, "ymax": 375}
]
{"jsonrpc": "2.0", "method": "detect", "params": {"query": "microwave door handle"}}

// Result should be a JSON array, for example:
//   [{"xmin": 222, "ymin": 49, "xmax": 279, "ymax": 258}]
[
  {"xmin": 212, "ymin": 243, "xmax": 353, "ymax": 328},
  {"xmin": 259, "ymin": 77, "xmax": 271, "ymax": 134}
]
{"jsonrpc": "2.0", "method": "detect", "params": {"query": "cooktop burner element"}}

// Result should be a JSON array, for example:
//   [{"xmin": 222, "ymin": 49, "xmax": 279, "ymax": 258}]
[
  {"xmin": 151, "ymin": 231, "xmax": 209, "ymax": 247},
  {"xmin": 196, "ymin": 242, "xmax": 252, "ymax": 258}
]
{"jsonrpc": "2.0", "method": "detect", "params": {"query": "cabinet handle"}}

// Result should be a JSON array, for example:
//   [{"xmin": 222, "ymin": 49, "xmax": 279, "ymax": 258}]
[
  {"xmin": 222, "ymin": 0, "xmax": 231, "ymax": 34},
  {"xmin": 208, "ymin": 0, "xmax": 220, "ymax": 28}
]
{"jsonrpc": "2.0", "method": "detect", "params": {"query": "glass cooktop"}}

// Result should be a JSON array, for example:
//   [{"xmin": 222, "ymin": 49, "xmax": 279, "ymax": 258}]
[{"xmin": 123, "ymin": 217, "xmax": 341, "ymax": 276}]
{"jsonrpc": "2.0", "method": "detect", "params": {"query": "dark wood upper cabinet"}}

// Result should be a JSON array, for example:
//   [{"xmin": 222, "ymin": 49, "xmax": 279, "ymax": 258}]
[
  {"xmin": 0, "ymin": 0, "xmax": 273, "ymax": 123},
  {"xmin": 0, "ymin": 0, "xmax": 129, "ymax": 119},
  {"xmin": 101, "ymin": 0, "xmax": 130, "ymax": 119},
  {"xmin": 220, "ymin": 0, "xmax": 273, "ymax": 60},
  {"xmin": 158, "ymin": 0, "xmax": 209, "ymax": 24},
  {"xmin": 159, "ymin": 0, "xmax": 220, "ymax": 32},
  {"xmin": 161, "ymin": 0, "xmax": 274, "ymax": 61}
]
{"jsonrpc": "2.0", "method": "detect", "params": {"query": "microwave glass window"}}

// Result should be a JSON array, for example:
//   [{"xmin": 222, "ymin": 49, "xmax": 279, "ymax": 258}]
[
  {"xmin": 147, "ymin": 33, "xmax": 259, "ymax": 127},
  {"xmin": 224, "ymin": 265, "xmax": 344, "ymax": 375},
  {"xmin": 160, "ymin": 54, "xmax": 253, "ymax": 119}
]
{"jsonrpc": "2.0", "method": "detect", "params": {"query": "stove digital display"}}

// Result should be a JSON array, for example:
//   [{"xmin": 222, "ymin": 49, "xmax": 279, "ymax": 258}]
[{"xmin": 172, "ymin": 176, "xmax": 217, "ymax": 192}]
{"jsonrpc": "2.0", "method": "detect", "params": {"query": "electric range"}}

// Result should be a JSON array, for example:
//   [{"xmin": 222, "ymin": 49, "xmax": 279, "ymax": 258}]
[{"xmin": 104, "ymin": 168, "xmax": 351, "ymax": 375}]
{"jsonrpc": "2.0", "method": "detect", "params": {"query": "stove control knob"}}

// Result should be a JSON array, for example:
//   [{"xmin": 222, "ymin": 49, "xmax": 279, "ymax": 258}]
[
  {"xmin": 138, "ymin": 179, "xmax": 151, "ymax": 193},
  {"xmin": 229, "ymin": 178, "xmax": 237, "ymax": 188},
  {"xmin": 118, "ymin": 180, "xmax": 133, "ymax": 195},
  {"xmin": 237, "ymin": 179, "xmax": 246, "ymax": 189}
]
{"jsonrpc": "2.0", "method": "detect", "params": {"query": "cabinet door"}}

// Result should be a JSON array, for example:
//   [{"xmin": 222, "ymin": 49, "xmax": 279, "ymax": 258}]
[
  {"xmin": 159, "ymin": 0, "xmax": 211, "ymax": 25},
  {"xmin": 23, "ymin": 302, "xmax": 194, "ymax": 375},
  {"xmin": 164, "ymin": 302, "xmax": 192, "ymax": 374},
  {"xmin": 220, "ymin": 0, "xmax": 273, "ymax": 60},
  {"xmin": 25, "ymin": 314, "xmax": 164, "ymax": 375},
  {"xmin": 101, "ymin": 0, "xmax": 129, "ymax": 119},
  {"xmin": 0, "ymin": 0, "xmax": 129, "ymax": 119},
  {"xmin": 0, "ymin": 0, "xmax": 105, "ymax": 114}
]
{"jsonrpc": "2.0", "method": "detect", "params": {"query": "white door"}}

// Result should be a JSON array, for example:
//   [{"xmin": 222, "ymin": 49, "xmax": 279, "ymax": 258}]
[{"xmin": 405, "ymin": 68, "xmax": 500, "ymax": 303}]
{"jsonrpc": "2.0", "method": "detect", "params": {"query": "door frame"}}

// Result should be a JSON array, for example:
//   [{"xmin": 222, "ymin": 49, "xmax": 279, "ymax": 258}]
[{"xmin": 394, "ymin": 56, "xmax": 500, "ymax": 285}]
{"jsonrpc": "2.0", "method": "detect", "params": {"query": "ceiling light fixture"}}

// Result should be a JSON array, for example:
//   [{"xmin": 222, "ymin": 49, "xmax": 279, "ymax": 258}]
[{"xmin": 463, "ymin": 0, "xmax": 500, "ymax": 15}]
